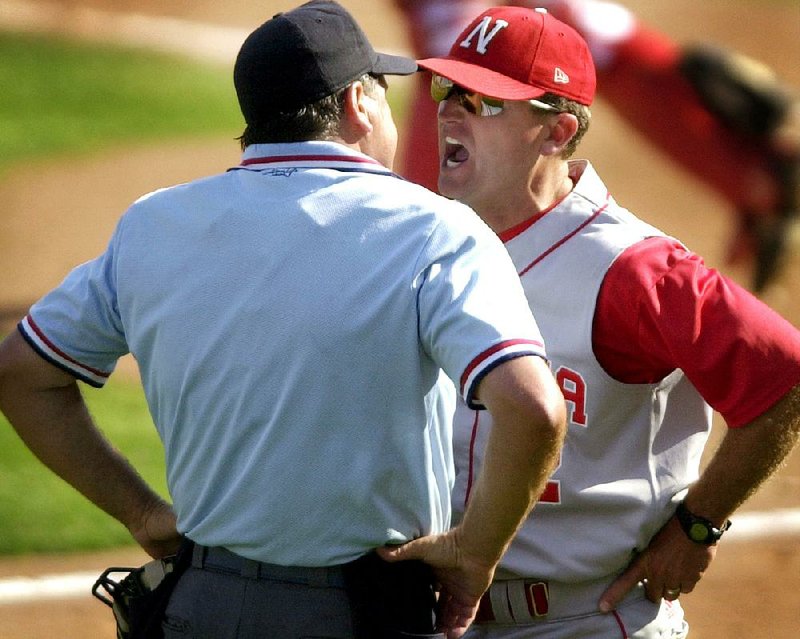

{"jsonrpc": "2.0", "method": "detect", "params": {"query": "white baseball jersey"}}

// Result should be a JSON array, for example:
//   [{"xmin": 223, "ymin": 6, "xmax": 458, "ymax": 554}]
[
  {"xmin": 20, "ymin": 141, "xmax": 546, "ymax": 567},
  {"xmin": 452, "ymin": 161, "xmax": 712, "ymax": 583}
]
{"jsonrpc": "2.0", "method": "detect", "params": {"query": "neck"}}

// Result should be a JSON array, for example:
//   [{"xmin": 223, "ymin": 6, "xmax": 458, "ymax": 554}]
[{"xmin": 479, "ymin": 160, "xmax": 574, "ymax": 235}]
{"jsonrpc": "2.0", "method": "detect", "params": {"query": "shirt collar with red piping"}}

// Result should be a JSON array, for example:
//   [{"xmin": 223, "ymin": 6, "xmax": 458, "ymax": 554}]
[{"xmin": 230, "ymin": 140, "xmax": 397, "ymax": 176}]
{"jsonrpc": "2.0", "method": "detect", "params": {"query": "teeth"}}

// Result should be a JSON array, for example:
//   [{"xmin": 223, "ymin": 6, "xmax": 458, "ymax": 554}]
[{"xmin": 445, "ymin": 136, "xmax": 461, "ymax": 145}]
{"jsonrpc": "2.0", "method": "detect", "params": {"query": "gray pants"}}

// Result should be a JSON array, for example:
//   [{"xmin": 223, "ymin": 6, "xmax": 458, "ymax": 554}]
[{"xmin": 162, "ymin": 545, "xmax": 444, "ymax": 638}]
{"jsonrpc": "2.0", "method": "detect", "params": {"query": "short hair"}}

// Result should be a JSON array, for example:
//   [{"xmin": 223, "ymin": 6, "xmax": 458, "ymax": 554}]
[
  {"xmin": 535, "ymin": 94, "xmax": 592, "ymax": 159},
  {"xmin": 238, "ymin": 74, "xmax": 381, "ymax": 149}
]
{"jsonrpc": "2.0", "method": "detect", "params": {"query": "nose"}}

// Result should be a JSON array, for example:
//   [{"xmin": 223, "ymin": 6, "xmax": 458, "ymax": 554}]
[{"xmin": 437, "ymin": 95, "xmax": 467, "ymax": 120}]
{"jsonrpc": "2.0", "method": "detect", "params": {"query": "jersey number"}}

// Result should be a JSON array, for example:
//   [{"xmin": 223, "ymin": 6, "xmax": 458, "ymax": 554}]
[{"xmin": 538, "ymin": 367, "xmax": 588, "ymax": 504}]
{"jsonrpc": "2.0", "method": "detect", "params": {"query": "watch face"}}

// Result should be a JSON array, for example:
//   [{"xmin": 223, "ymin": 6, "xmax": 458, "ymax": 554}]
[{"xmin": 689, "ymin": 522, "xmax": 709, "ymax": 542}]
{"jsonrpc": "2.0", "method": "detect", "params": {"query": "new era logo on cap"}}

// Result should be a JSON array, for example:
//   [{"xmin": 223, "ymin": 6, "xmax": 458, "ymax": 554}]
[{"xmin": 417, "ymin": 6, "xmax": 595, "ymax": 106}]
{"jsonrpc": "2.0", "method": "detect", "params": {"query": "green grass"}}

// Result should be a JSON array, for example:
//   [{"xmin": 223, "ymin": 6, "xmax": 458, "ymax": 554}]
[
  {"xmin": 0, "ymin": 33, "xmax": 239, "ymax": 553},
  {"xmin": 0, "ymin": 31, "xmax": 243, "ymax": 174},
  {"xmin": 0, "ymin": 376, "xmax": 165, "ymax": 555}
]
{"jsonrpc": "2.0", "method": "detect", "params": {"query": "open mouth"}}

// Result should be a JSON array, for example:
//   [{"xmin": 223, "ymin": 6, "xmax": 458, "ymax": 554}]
[{"xmin": 444, "ymin": 136, "xmax": 469, "ymax": 168}]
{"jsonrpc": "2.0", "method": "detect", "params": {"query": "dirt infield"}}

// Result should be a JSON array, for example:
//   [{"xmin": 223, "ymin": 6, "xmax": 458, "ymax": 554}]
[{"xmin": 1, "ymin": 1, "xmax": 799, "ymax": 638}]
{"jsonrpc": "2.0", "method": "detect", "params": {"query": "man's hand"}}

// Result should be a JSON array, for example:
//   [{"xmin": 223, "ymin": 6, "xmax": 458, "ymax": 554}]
[
  {"xmin": 601, "ymin": 384, "xmax": 800, "ymax": 612},
  {"xmin": 128, "ymin": 497, "xmax": 181, "ymax": 559},
  {"xmin": 379, "ymin": 356, "xmax": 565, "ymax": 637},
  {"xmin": 377, "ymin": 528, "xmax": 496, "ymax": 639},
  {"xmin": 598, "ymin": 515, "xmax": 716, "ymax": 612},
  {"xmin": 0, "ymin": 330, "xmax": 183, "ymax": 562}
]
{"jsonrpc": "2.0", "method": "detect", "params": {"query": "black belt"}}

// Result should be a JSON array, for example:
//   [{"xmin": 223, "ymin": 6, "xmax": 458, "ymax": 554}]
[
  {"xmin": 190, "ymin": 544, "xmax": 440, "ymax": 636},
  {"xmin": 191, "ymin": 544, "xmax": 348, "ymax": 588}
]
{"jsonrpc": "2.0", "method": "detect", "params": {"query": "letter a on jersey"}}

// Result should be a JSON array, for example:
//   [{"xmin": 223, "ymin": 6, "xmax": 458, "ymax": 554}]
[{"xmin": 459, "ymin": 16, "xmax": 509, "ymax": 55}]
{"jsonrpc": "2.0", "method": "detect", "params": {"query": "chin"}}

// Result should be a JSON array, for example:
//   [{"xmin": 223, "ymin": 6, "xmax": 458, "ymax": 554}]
[{"xmin": 437, "ymin": 171, "xmax": 467, "ymax": 201}]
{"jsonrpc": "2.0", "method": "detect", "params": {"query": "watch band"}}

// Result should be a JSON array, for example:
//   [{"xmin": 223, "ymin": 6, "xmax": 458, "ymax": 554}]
[{"xmin": 675, "ymin": 501, "xmax": 732, "ymax": 545}]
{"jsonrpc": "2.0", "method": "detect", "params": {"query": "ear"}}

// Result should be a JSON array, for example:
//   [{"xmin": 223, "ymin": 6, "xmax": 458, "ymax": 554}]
[
  {"xmin": 340, "ymin": 81, "xmax": 374, "ymax": 143},
  {"xmin": 540, "ymin": 112, "xmax": 579, "ymax": 157}
]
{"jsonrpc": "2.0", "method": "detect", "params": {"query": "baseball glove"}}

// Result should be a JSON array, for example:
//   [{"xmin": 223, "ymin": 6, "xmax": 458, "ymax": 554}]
[
  {"xmin": 679, "ymin": 43, "xmax": 793, "ymax": 139},
  {"xmin": 680, "ymin": 44, "xmax": 800, "ymax": 291}
]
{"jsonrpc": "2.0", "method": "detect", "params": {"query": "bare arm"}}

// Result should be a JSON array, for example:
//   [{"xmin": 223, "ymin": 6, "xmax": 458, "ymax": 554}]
[
  {"xmin": 0, "ymin": 330, "xmax": 180, "ymax": 558},
  {"xmin": 684, "ymin": 384, "xmax": 800, "ymax": 521},
  {"xmin": 453, "ymin": 355, "xmax": 567, "ymax": 568},
  {"xmin": 600, "ymin": 383, "xmax": 800, "ymax": 611},
  {"xmin": 380, "ymin": 355, "xmax": 567, "ymax": 637}
]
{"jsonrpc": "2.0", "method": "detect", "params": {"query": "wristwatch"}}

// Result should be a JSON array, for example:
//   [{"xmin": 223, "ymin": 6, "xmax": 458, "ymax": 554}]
[{"xmin": 675, "ymin": 501, "xmax": 732, "ymax": 545}]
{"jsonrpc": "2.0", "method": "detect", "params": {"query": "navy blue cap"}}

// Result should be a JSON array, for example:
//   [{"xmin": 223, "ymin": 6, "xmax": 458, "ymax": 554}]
[{"xmin": 234, "ymin": 0, "xmax": 417, "ymax": 123}]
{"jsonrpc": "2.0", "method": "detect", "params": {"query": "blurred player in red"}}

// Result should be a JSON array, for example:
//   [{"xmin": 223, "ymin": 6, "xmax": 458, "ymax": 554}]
[
  {"xmin": 395, "ymin": 0, "xmax": 489, "ymax": 193},
  {"xmin": 394, "ymin": 0, "xmax": 800, "ymax": 292}
]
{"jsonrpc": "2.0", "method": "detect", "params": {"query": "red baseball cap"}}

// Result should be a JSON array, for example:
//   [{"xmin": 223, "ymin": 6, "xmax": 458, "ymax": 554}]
[{"xmin": 417, "ymin": 6, "xmax": 595, "ymax": 106}]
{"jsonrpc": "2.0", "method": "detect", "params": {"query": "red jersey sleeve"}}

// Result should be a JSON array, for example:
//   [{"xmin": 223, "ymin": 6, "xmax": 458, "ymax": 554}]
[{"xmin": 594, "ymin": 236, "xmax": 800, "ymax": 427}]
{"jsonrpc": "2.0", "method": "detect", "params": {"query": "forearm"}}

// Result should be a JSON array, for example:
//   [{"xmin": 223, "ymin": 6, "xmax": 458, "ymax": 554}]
[
  {"xmin": 2, "ymin": 379, "xmax": 168, "ymax": 531},
  {"xmin": 599, "ymin": 386, "xmax": 800, "ymax": 610},
  {"xmin": 0, "ymin": 331, "xmax": 168, "ymax": 536},
  {"xmin": 374, "ymin": 357, "xmax": 565, "ymax": 634},
  {"xmin": 458, "ymin": 412, "xmax": 562, "ymax": 563},
  {"xmin": 457, "ymin": 357, "xmax": 566, "ymax": 564},
  {"xmin": 684, "ymin": 384, "xmax": 800, "ymax": 525}
]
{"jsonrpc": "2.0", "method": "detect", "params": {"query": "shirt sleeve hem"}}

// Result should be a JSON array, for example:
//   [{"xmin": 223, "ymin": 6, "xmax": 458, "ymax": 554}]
[
  {"xmin": 462, "ymin": 344, "xmax": 548, "ymax": 409},
  {"xmin": 18, "ymin": 316, "xmax": 110, "ymax": 388}
]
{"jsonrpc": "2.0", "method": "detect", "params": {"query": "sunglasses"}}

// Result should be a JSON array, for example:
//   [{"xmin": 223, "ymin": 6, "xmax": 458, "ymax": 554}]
[{"xmin": 430, "ymin": 74, "xmax": 559, "ymax": 117}]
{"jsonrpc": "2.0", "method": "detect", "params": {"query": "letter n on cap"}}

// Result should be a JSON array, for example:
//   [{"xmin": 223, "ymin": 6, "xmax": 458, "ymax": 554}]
[{"xmin": 460, "ymin": 16, "xmax": 509, "ymax": 54}]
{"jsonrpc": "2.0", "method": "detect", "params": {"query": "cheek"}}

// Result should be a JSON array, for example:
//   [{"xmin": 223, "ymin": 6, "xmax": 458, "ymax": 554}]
[
  {"xmin": 475, "ymin": 131, "xmax": 519, "ymax": 169},
  {"xmin": 501, "ymin": 128, "xmax": 539, "ymax": 165},
  {"xmin": 381, "ymin": 108, "xmax": 399, "ymax": 164},
  {"xmin": 385, "ymin": 113, "xmax": 398, "ymax": 152},
  {"xmin": 381, "ymin": 100, "xmax": 396, "ymax": 134}
]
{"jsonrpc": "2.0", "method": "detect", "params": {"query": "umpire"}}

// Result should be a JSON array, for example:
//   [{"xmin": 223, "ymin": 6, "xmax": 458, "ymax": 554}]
[{"xmin": 0, "ymin": 1, "xmax": 566, "ymax": 637}]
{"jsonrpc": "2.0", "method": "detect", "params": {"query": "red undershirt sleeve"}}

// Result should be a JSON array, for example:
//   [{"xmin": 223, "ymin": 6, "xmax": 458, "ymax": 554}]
[{"xmin": 593, "ymin": 236, "xmax": 800, "ymax": 427}]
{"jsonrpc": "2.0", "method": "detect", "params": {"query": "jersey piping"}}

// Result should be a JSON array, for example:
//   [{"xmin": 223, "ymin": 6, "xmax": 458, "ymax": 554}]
[
  {"xmin": 18, "ymin": 315, "xmax": 110, "ymax": 387},
  {"xmin": 233, "ymin": 152, "xmax": 398, "ymax": 175}
]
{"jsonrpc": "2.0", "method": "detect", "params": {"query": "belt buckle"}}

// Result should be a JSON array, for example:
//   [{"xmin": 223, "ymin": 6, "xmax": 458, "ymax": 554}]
[
  {"xmin": 524, "ymin": 580, "xmax": 550, "ymax": 618},
  {"xmin": 476, "ymin": 579, "xmax": 549, "ymax": 624}
]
